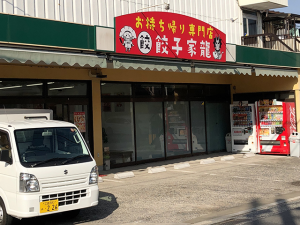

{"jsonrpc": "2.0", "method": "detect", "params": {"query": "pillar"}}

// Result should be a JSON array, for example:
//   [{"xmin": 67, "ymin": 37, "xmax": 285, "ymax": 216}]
[{"xmin": 92, "ymin": 78, "xmax": 103, "ymax": 168}]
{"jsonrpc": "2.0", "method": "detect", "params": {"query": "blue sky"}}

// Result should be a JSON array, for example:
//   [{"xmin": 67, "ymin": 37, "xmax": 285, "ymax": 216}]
[{"xmin": 275, "ymin": 0, "xmax": 300, "ymax": 14}]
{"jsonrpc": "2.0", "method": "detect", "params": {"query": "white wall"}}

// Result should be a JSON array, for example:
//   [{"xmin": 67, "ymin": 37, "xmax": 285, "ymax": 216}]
[{"xmin": 0, "ymin": 0, "xmax": 243, "ymax": 44}]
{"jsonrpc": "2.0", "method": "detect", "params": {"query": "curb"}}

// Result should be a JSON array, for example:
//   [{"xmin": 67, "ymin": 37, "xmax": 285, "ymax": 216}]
[
  {"xmin": 174, "ymin": 162, "xmax": 191, "ymax": 169},
  {"xmin": 114, "ymin": 171, "xmax": 135, "ymax": 179},
  {"xmin": 199, "ymin": 159, "xmax": 216, "ymax": 164},
  {"xmin": 221, "ymin": 156, "xmax": 235, "ymax": 161},
  {"xmin": 148, "ymin": 166, "xmax": 167, "ymax": 173},
  {"xmin": 243, "ymin": 153, "xmax": 256, "ymax": 158}
]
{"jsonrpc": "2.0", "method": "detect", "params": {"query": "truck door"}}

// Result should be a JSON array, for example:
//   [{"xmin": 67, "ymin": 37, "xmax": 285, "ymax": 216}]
[{"xmin": 0, "ymin": 129, "xmax": 16, "ymax": 210}]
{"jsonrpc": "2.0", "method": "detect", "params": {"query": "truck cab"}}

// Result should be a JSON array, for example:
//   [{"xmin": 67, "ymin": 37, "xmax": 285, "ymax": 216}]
[{"xmin": 0, "ymin": 109, "xmax": 99, "ymax": 225}]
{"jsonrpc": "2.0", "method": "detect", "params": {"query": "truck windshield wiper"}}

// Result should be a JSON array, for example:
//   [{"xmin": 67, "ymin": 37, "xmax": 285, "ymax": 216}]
[
  {"xmin": 31, "ymin": 158, "xmax": 66, "ymax": 168},
  {"xmin": 61, "ymin": 155, "xmax": 89, "ymax": 165}
]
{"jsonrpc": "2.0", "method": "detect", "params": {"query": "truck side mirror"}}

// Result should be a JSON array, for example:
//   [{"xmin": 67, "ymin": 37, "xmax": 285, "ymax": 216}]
[{"xmin": 0, "ymin": 150, "xmax": 12, "ymax": 164}]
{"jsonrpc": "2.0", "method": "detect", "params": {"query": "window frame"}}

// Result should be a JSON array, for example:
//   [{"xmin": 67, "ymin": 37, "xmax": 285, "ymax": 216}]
[
  {"xmin": 0, "ymin": 129, "xmax": 13, "ymax": 164},
  {"xmin": 243, "ymin": 13, "xmax": 258, "ymax": 36}
]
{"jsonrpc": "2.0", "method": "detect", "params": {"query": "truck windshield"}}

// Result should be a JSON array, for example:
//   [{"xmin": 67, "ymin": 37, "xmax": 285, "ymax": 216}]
[{"xmin": 15, "ymin": 127, "xmax": 93, "ymax": 168}]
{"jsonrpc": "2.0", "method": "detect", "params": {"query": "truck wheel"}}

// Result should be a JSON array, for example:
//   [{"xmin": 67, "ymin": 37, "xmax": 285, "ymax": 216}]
[
  {"xmin": 0, "ymin": 198, "xmax": 13, "ymax": 225},
  {"xmin": 62, "ymin": 209, "xmax": 80, "ymax": 219}
]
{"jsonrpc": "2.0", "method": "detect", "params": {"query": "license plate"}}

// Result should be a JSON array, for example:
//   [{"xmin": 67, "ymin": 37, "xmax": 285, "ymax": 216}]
[{"xmin": 40, "ymin": 199, "xmax": 59, "ymax": 213}]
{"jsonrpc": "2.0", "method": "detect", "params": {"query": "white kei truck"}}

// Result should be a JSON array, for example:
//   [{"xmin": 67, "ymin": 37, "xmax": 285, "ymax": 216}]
[{"xmin": 0, "ymin": 109, "xmax": 99, "ymax": 225}]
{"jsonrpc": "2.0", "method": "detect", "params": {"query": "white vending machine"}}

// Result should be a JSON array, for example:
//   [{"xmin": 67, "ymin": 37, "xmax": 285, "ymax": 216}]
[{"xmin": 230, "ymin": 103, "xmax": 257, "ymax": 153}]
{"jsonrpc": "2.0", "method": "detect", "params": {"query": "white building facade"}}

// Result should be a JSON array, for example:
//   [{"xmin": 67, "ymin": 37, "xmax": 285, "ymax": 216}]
[{"xmin": 0, "ymin": 0, "xmax": 245, "ymax": 45}]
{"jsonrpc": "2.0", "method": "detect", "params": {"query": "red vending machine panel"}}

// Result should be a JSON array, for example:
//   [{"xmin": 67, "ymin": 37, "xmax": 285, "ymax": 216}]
[{"xmin": 256, "ymin": 101, "xmax": 296, "ymax": 155}]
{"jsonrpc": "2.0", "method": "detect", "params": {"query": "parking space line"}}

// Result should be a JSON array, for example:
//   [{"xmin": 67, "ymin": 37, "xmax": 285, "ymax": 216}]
[
  {"xmin": 224, "ymin": 161, "xmax": 261, "ymax": 166},
  {"xmin": 232, "ymin": 176, "xmax": 276, "ymax": 181},
  {"xmin": 102, "ymin": 179, "xmax": 125, "ymax": 183},
  {"xmin": 237, "ymin": 163, "xmax": 260, "ymax": 166},
  {"xmin": 232, "ymin": 176, "xmax": 247, "ymax": 179},
  {"xmin": 169, "ymin": 170, "xmax": 196, "ymax": 173}
]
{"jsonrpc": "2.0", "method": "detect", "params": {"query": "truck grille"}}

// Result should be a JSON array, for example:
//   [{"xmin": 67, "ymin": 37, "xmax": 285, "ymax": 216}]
[
  {"xmin": 40, "ymin": 189, "xmax": 87, "ymax": 206},
  {"xmin": 40, "ymin": 176, "xmax": 87, "ymax": 190}
]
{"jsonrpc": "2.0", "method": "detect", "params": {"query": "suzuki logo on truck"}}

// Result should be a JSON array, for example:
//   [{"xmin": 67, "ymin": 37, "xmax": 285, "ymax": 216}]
[{"xmin": 64, "ymin": 170, "xmax": 68, "ymax": 175}]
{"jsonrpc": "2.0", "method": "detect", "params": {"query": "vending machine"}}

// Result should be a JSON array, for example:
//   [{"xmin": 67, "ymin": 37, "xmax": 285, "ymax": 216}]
[
  {"xmin": 256, "ymin": 100, "xmax": 296, "ymax": 155},
  {"xmin": 230, "ymin": 103, "xmax": 257, "ymax": 153}
]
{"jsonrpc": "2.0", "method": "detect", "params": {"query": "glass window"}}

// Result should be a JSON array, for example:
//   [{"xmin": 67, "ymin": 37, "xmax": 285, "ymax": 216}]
[
  {"xmin": 0, "ymin": 80, "xmax": 43, "ymax": 96},
  {"xmin": 101, "ymin": 83, "xmax": 132, "ymax": 96},
  {"xmin": 280, "ymin": 92, "xmax": 295, "ymax": 100},
  {"xmin": 15, "ymin": 127, "xmax": 93, "ymax": 168},
  {"xmin": 243, "ymin": 12, "xmax": 257, "ymax": 36},
  {"xmin": 165, "ymin": 101, "xmax": 190, "ymax": 156},
  {"xmin": 248, "ymin": 19, "xmax": 257, "ymax": 35},
  {"xmin": 135, "ymin": 102, "xmax": 164, "ymax": 161},
  {"xmin": 48, "ymin": 82, "xmax": 87, "ymax": 96},
  {"xmin": 101, "ymin": 102, "xmax": 135, "ymax": 165},
  {"xmin": 164, "ymin": 85, "xmax": 188, "ymax": 97},
  {"xmin": 191, "ymin": 101, "xmax": 206, "ymax": 153},
  {"xmin": 189, "ymin": 85, "xmax": 204, "ymax": 97},
  {"xmin": 3, "ymin": 104, "xmax": 44, "ymax": 109},
  {"xmin": 205, "ymin": 85, "xmax": 230, "ymax": 97},
  {"xmin": 243, "ymin": 18, "xmax": 247, "ymax": 36},
  {"xmin": 134, "ymin": 84, "xmax": 162, "ymax": 97},
  {"xmin": 0, "ymin": 130, "xmax": 12, "ymax": 161}
]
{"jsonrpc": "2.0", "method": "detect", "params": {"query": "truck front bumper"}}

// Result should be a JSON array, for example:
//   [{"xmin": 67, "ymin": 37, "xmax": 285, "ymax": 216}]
[{"xmin": 9, "ymin": 185, "xmax": 99, "ymax": 218}]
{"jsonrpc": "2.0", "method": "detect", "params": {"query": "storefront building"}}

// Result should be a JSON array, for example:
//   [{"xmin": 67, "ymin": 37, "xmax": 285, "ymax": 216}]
[
  {"xmin": 0, "ymin": 1, "xmax": 299, "ymax": 169},
  {"xmin": 99, "ymin": 58, "xmax": 299, "ymax": 168}
]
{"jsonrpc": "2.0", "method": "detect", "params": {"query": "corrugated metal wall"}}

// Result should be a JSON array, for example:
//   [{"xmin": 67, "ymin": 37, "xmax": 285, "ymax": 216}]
[{"xmin": 0, "ymin": 0, "xmax": 243, "ymax": 44}]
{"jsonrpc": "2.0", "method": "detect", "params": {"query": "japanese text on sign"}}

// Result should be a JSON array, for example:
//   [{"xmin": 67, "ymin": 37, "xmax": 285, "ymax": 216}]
[{"xmin": 117, "ymin": 12, "xmax": 226, "ymax": 62}]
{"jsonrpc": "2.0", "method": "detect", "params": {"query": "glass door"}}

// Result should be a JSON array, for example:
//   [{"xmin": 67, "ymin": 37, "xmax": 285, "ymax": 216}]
[
  {"xmin": 165, "ymin": 101, "xmax": 190, "ymax": 157},
  {"xmin": 135, "ymin": 102, "xmax": 164, "ymax": 161},
  {"xmin": 190, "ymin": 101, "xmax": 206, "ymax": 153},
  {"xmin": 101, "ymin": 102, "xmax": 135, "ymax": 165},
  {"xmin": 206, "ymin": 101, "xmax": 230, "ymax": 152}
]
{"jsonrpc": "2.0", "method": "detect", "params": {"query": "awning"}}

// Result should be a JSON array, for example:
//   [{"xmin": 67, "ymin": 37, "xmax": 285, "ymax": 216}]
[
  {"xmin": 112, "ymin": 57, "xmax": 191, "ymax": 72},
  {"xmin": 0, "ymin": 47, "xmax": 107, "ymax": 68},
  {"xmin": 255, "ymin": 68, "xmax": 298, "ymax": 77},
  {"xmin": 1, "ymin": 47, "xmax": 297, "ymax": 78},
  {"xmin": 195, "ymin": 63, "xmax": 252, "ymax": 75}
]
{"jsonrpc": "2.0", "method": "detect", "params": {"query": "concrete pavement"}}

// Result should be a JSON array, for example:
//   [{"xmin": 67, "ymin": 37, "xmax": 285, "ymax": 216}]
[{"xmin": 13, "ymin": 152, "xmax": 300, "ymax": 224}]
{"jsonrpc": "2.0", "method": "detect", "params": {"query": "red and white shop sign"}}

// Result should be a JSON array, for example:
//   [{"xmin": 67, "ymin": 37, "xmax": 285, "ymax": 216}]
[
  {"xmin": 115, "ymin": 12, "xmax": 226, "ymax": 62},
  {"xmin": 74, "ymin": 112, "xmax": 86, "ymax": 133}
]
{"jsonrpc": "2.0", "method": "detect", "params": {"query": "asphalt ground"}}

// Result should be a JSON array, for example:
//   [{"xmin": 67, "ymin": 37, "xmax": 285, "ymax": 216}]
[{"xmin": 12, "ymin": 152, "xmax": 300, "ymax": 224}]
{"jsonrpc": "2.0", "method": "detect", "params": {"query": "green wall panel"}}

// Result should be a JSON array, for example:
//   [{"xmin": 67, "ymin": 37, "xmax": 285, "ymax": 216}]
[
  {"xmin": 236, "ymin": 45, "xmax": 300, "ymax": 68},
  {"xmin": 0, "ymin": 13, "xmax": 95, "ymax": 50},
  {"xmin": 0, "ymin": 14, "xmax": 8, "ymax": 42}
]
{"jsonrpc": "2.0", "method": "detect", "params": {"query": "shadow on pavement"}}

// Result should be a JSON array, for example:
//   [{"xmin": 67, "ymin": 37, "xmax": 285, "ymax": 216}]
[
  {"xmin": 196, "ymin": 197, "xmax": 300, "ymax": 225},
  {"xmin": 275, "ymin": 199, "xmax": 297, "ymax": 225},
  {"xmin": 249, "ymin": 199, "xmax": 263, "ymax": 225},
  {"xmin": 242, "ymin": 198, "xmax": 298, "ymax": 225},
  {"xmin": 12, "ymin": 191, "xmax": 118, "ymax": 225}
]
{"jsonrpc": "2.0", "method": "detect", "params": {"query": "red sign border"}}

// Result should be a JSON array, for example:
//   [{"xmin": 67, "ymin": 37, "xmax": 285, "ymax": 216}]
[{"xmin": 114, "ymin": 12, "xmax": 226, "ymax": 62}]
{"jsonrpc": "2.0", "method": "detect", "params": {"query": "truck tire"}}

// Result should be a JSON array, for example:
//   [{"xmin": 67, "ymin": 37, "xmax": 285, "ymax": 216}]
[
  {"xmin": 0, "ymin": 198, "xmax": 13, "ymax": 225},
  {"xmin": 62, "ymin": 209, "xmax": 80, "ymax": 219}
]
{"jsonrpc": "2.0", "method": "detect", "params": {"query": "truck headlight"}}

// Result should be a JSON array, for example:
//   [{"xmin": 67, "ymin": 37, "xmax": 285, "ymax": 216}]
[
  {"xmin": 89, "ymin": 166, "xmax": 99, "ymax": 184},
  {"xmin": 20, "ymin": 173, "xmax": 40, "ymax": 192}
]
